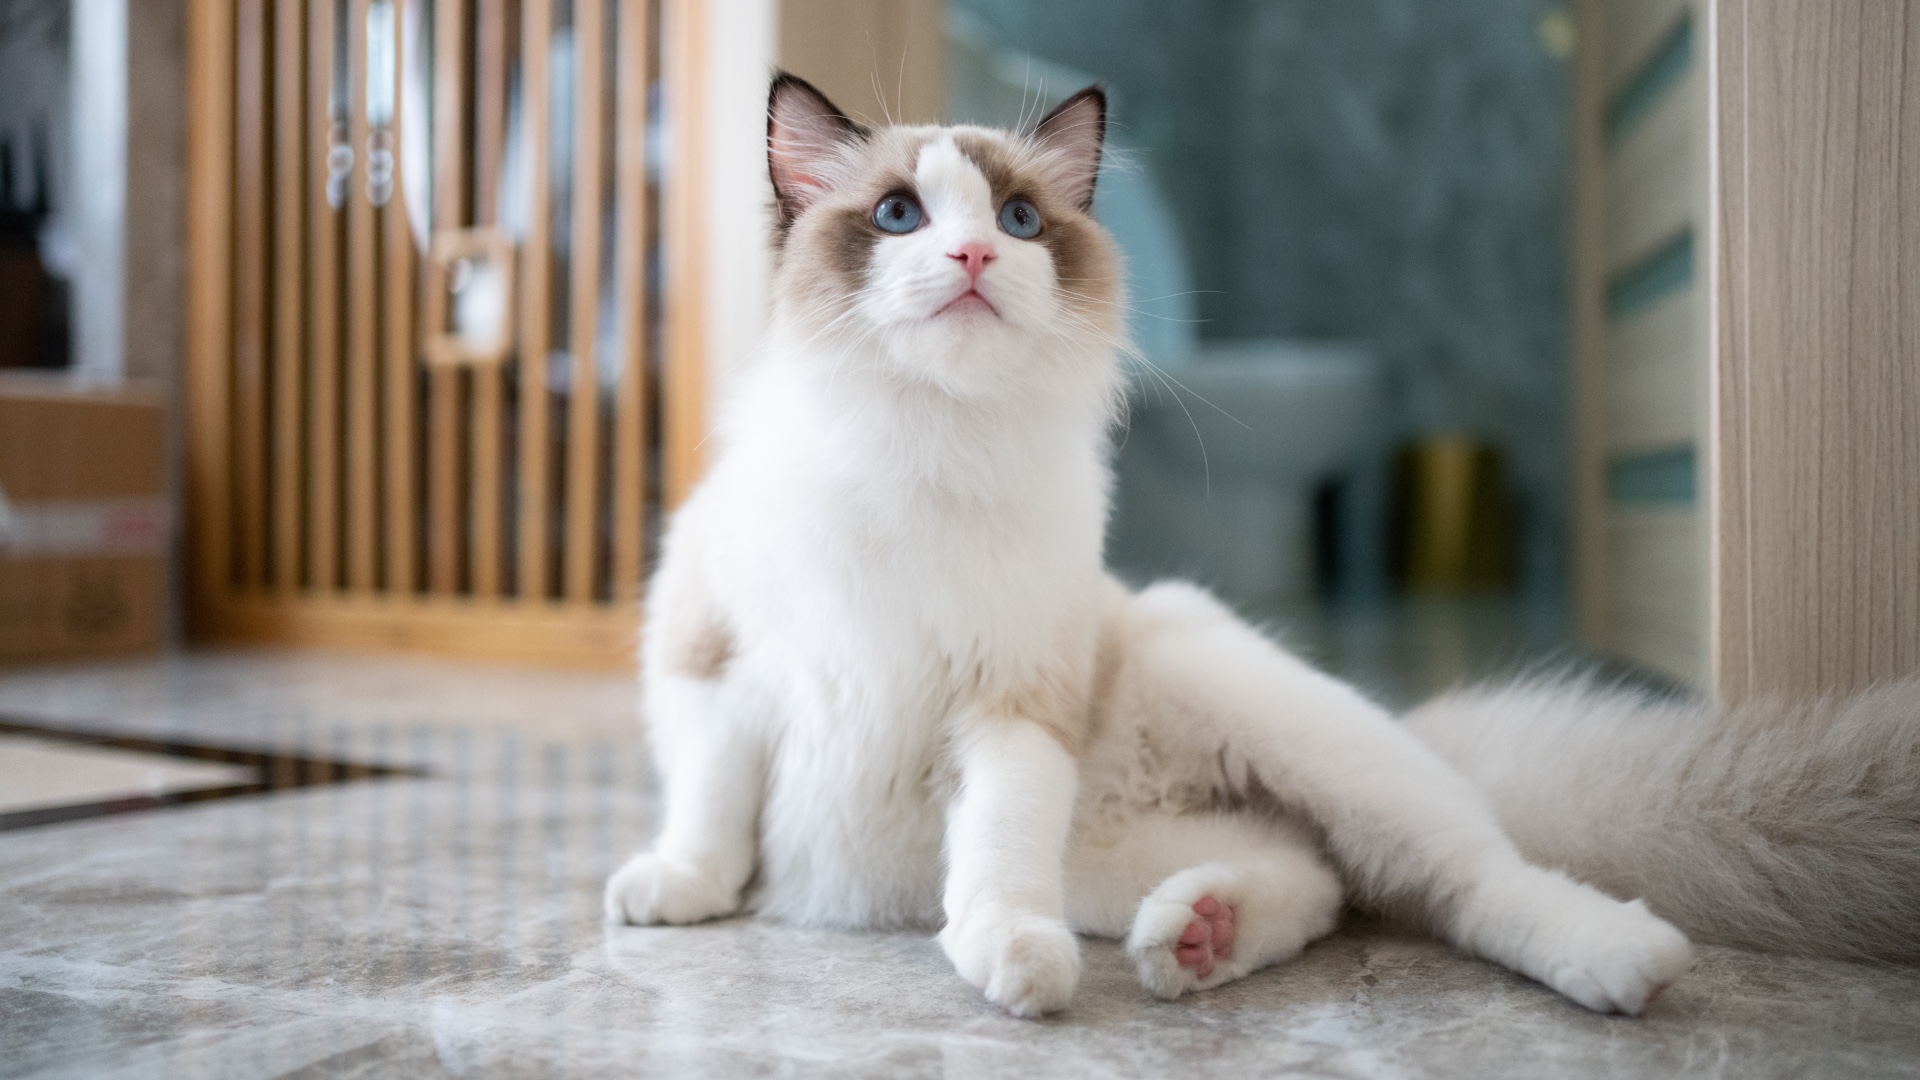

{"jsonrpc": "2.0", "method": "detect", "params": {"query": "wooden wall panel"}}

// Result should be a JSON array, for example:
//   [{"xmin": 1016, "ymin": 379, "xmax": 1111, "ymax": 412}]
[
  {"xmin": 1714, "ymin": 0, "xmax": 1920, "ymax": 699},
  {"xmin": 188, "ymin": 0, "xmax": 691, "ymax": 668},
  {"xmin": 778, "ymin": 0, "xmax": 944, "ymax": 126}
]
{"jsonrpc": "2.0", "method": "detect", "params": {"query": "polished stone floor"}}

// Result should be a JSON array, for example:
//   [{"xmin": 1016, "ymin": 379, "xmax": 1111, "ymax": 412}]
[{"xmin": 2, "ymin": 647, "xmax": 1918, "ymax": 1079}]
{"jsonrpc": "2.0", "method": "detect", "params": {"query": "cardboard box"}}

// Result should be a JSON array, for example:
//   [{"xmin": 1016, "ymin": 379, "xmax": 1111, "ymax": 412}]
[{"xmin": 0, "ymin": 374, "xmax": 169, "ymax": 662}]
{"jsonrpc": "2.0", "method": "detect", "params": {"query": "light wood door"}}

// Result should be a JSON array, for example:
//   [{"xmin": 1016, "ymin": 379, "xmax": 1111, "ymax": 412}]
[
  {"xmin": 186, "ymin": 0, "xmax": 709, "ymax": 669},
  {"xmin": 1572, "ymin": 0, "xmax": 1712, "ymax": 689},
  {"xmin": 1577, "ymin": 0, "xmax": 1920, "ymax": 699}
]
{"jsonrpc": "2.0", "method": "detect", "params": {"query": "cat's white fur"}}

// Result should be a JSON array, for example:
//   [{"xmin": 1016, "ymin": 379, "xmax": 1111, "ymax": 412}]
[{"xmin": 605, "ymin": 77, "xmax": 1692, "ymax": 1017}]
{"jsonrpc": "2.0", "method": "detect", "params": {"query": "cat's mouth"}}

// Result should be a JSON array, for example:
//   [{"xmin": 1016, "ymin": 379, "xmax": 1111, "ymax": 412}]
[{"xmin": 936, "ymin": 289, "xmax": 1000, "ymax": 319}]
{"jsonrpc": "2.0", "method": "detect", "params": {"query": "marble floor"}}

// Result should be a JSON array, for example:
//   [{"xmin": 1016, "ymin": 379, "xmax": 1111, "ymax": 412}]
[{"xmin": 2, "ymin": 644, "xmax": 1917, "ymax": 1079}]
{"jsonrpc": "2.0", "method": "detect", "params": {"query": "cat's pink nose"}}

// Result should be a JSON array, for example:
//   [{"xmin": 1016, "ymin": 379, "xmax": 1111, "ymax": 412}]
[{"xmin": 948, "ymin": 241, "xmax": 996, "ymax": 283}]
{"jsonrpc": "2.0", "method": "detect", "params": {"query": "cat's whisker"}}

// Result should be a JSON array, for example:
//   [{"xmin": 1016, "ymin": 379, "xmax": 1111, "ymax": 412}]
[
  {"xmin": 866, "ymin": 70, "xmax": 892, "ymax": 128},
  {"xmin": 1057, "ymin": 287, "xmax": 1216, "ymax": 324},
  {"xmin": 1034, "ymin": 311, "xmax": 1218, "ymax": 493},
  {"xmin": 1038, "ymin": 302, "xmax": 1249, "ymax": 495},
  {"xmin": 792, "ymin": 300, "xmax": 879, "ymax": 362},
  {"xmin": 1016, "ymin": 58, "xmax": 1036, "ymax": 131},
  {"xmin": 895, "ymin": 45, "xmax": 908, "ymax": 130},
  {"xmin": 1056, "ymin": 310, "xmax": 1251, "ymax": 432}
]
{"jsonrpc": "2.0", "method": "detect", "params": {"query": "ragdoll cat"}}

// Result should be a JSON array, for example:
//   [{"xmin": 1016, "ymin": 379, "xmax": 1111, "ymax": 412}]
[{"xmin": 602, "ymin": 73, "xmax": 1699, "ymax": 1017}]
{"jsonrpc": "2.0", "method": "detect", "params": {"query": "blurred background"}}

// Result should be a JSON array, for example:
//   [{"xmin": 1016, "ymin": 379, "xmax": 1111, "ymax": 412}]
[{"xmin": 0, "ymin": 0, "xmax": 1730, "ymax": 707}]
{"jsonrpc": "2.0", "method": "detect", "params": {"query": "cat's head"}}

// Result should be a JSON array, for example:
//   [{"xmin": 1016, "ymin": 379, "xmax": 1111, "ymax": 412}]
[{"xmin": 765, "ymin": 73, "xmax": 1125, "ymax": 402}]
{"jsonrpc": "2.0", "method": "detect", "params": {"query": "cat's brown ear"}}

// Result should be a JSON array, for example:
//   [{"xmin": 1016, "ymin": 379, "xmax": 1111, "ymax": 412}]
[
  {"xmin": 768, "ymin": 72, "xmax": 867, "ymax": 227},
  {"xmin": 1029, "ymin": 86, "xmax": 1106, "ymax": 211}
]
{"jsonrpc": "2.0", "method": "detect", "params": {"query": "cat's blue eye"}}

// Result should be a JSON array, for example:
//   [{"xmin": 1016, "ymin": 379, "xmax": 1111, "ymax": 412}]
[
  {"xmin": 998, "ymin": 199, "xmax": 1042, "ymax": 239},
  {"xmin": 873, "ymin": 194, "xmax": 924, "ymax": 234}
]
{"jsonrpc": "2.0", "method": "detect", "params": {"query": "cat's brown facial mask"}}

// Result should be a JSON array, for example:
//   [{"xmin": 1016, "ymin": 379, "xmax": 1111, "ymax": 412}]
[{"xmin": 764, "ymin": 72, "xmax": 1124, "ymax": 389}]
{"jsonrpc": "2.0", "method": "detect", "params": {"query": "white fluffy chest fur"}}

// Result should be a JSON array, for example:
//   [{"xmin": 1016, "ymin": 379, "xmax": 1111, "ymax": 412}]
[{"xmin": 688, "ymin": 355, "xmax": 1111, "ymax": 928}]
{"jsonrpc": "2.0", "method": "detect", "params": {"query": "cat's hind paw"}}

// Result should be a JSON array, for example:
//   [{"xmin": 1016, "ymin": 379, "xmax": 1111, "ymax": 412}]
[
  {"xmin": 603, "ymin": 851, "xmax": 741, "ymax": 926},
  {"xmin": 1177, "ymin": 895, "xmax": 1239, "ymax": 976},
  {"xmin": 1538, "ymin": 898, "xmax": 1693, "ymax": 1015},
  {"xmin": 1129, "ymin": 890, "xmax": 1241, "ymax": 1000}
]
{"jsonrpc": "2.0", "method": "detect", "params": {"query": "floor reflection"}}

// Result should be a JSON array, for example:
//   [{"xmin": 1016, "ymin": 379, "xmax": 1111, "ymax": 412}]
[
  {"xmin": 1252, "ymin": 594, "xmax": 1581, "ymax": 709},
  {"xmin": 0, "ymin": 716, "xmax": 420, "ymax": 830}
]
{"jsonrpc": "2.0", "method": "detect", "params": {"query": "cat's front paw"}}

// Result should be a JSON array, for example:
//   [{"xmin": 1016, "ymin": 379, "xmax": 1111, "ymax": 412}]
[
  {"xmin": 938, "ymin": 909, "xmax": 1081, "ymax": 1018},
  {"xmin": 1538, "ymin": 898, "xmax": 1693, "ymax": 1015},
  {"xmin": 603, "ymin": 851, "xmax": 741, "ymax": 926}
]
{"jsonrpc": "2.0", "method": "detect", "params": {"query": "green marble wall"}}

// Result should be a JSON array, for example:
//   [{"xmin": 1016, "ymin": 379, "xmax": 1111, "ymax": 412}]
[{"xmin": 956, "ymin": 0, "xmax": 1575, "ymax": 596}]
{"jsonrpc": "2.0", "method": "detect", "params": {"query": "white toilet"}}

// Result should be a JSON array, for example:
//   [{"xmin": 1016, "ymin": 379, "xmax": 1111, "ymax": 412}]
[
  {"xmin": 1116, "ymin": 341, "xmax": 1387, "ymax": 602},
  {"xmin": 948, "ymin": 23, "xmax": 1393, "ymax": 604}
]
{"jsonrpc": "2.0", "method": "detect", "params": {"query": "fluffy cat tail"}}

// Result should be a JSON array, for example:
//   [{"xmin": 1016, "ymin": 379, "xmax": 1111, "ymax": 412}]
[{"xmin": 1404, "ymin": 677, "xmax": 1920, "ymax": 965}]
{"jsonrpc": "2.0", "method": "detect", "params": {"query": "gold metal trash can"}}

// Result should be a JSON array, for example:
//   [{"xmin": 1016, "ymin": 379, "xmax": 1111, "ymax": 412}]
[{"xmin": 1390, "ymin": 437, "xmax": 1518, "ymax": 591}]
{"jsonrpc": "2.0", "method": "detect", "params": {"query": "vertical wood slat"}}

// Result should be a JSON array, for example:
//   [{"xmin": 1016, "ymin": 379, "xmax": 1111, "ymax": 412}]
[
  {"xmin": 426, "ymin": 369, "xmax": 463, "ymax": 591},
  {"xmin": 611, "ymin": 0, "xmax": 650, "ymax": 602},
  {"xmin": 383, "ymin": 0, "xmax": 419, "ymax": 595},
  {"xmin": 517, "ymin": 0, "xmax": 556, "ymax": 600},
  {"xmin": 428, "ymin": 0, "xmax": 471, "ymax": 595},
  {"xmin": 187, "ymin": 0, "xmax": 237, "ymax": 615},
  {"xmin": 661, "ymin": 0, "xmax": 707, "ymax": 508},
  {"xmin": 234, "ymin": 0, "xmax": 273, "ymax": 589},
  {"xmin": 469, "ymin": 0, "xmax": 511, "ymax": 598},
  {"xmin": 472, "ymin": 0, "xmax": 510, "ymax": 227},
  {"xmin": 346, "ymin": 0, "xmax": 381, "ymax": 590},
  {"xmin": 307, "ymin": 0, "xmax": 343, "ymax": 589},
  {"xmin": 564, "ymin": 0, "xmax": 607, "ymax": 601},
  {"xmin": 272, "ymin": 0, "xmax": 309, "ymax": 591}
]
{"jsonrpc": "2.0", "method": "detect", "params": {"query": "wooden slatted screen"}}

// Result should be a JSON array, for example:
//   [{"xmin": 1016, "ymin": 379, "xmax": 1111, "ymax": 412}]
[{"xmin": 187, "ymin": 0, "xmax": 705, "ymax": 669}]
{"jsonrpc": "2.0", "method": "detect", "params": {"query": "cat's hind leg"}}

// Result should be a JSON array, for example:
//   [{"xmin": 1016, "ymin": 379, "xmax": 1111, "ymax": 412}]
[
  {"xmin": 1105, "ymin": 581, "xmax": 1691, "ymax": 1014},
  {"xmin": 1067, "ymin": 812, "xmax": 1343, "ymax": 1000}
]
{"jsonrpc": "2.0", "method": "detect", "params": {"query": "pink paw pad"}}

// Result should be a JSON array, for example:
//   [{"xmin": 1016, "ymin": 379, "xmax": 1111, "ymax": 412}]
[{"xmin": 1173, "ymin": 895, "xmax": 1236, "ymax": 979}]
